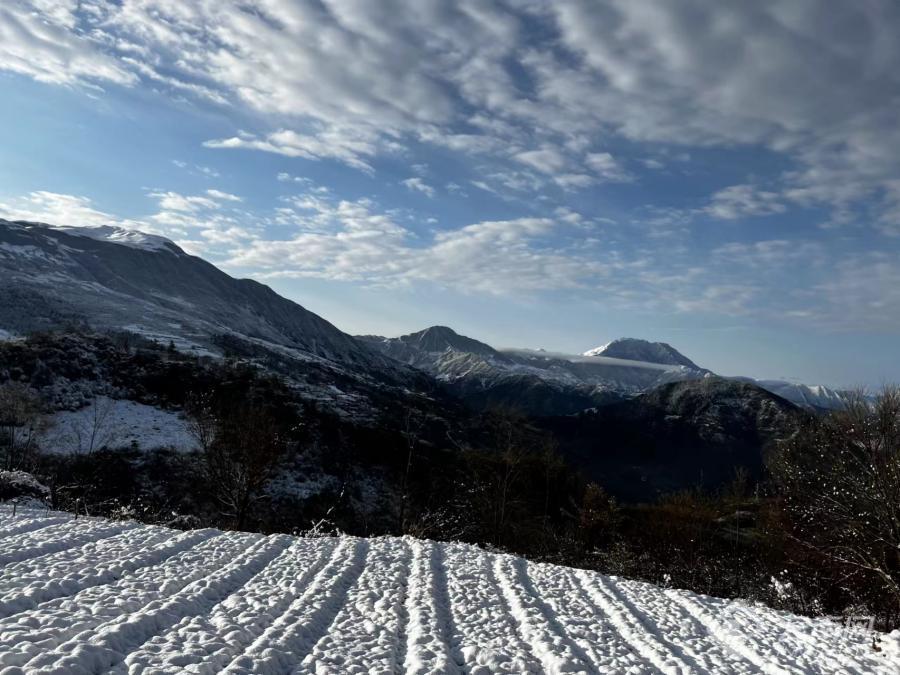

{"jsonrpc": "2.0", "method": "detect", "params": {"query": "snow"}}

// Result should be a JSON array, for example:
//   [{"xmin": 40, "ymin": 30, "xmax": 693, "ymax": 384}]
[
  {"xmin": 40, "ymin": 397, "xmax": 195, "ymax": 454},
  {"xmin": 0, "ymin": 507, "xmax": 896, "ymax": 674},
  {"xmin": 54, "ymin": 225, "xmax": 179, "ymax": 253},
  {"xmin": 503, "ymin": 347, "xmax": 680, "ymax": 371}
]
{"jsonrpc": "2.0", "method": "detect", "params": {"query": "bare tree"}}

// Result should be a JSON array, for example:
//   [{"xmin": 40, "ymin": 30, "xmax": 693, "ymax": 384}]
[
  {"xmin": 186, "ymin": 394, "xmax": 287, "ymax": 530},
  {"xmin": 398, "ymin": 409, "xmax": 424, "ymax": 533},
  {"xmin": 770, "ymin": 387, "xmax": 900, "ymax": 609},
  {"xmin": 488, "ymin": 409, "xmax": 531, "ymax": 547},
  {"xmin": 71, "ymin": 396, "xmax": 118, "ymax": 455},
  {"xmin": 0, "ymin": 382, "xmax": 45, "ymax": 471}
]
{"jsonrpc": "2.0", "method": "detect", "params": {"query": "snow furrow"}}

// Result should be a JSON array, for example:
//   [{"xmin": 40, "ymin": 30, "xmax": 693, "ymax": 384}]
[
  {"xmin": 223, "ymin": 537, "xmax": 370, "ymax": 674},
  {"xmin": 0, "ymin": 531, "xmax": 250, "ymax": 669},
  {"xmin": 609, "ymin": 576, "xmax": 757, "ymax": 674},
  {"xmin": 694, "ymin": 593, "xmax": 893, "ymax": 675},
  {"xmin": 0, "ymin": 509, "xmax": 896, "ymax": 675},
  {"xmin": 0, "ymin": 518, "xmax": 139, "ymax": 565},
  {"xmin": 443, "ymin": 542, "xmax": 543, "ymax": 673},
  {"xmin": 402, "ymin": 539, "xmax": 461, "ymax": 675},
  {"xmin": 0, "ymin": 522, "xmax": 171, "ymax": 589},
  {"xmin": 0, "ymin": 514, "xmax": 67, "ymax": 537},
  {"xmin": 0, "ymin": 525, "xmax": 210, "ymax": 618},
  {"xmin": 494, "ymin": 555, "xmax": 595, "ymax": 673},
  {"xmin": 23, "ymin": 533, "xmax": 292, "ymax": 674},
  {"xmin": 575, "ymin": 568, "xmax": 691, "ymax": 674},
  {"xmin": 663, "ymin": 589, "xmax": 806, "ymax": 675},
  {"xmin": 297, "ymin": 537, "xmax": 412, "ymax": 674},
  {"xmin": 121, "ymin": 536, "xmax": 337, "ymax": 674},
  {"xmin": 527, "ymin": 561, "xmax": 650, "ymax": 672}
]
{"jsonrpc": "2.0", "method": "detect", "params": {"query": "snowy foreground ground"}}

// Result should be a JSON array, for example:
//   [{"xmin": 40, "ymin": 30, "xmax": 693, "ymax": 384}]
[{"xmin": 0, "ymin": 507, "xmax": 897, "ymax": 674}]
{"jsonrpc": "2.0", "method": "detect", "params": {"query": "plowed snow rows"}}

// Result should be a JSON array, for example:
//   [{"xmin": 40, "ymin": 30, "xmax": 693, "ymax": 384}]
[{"xmin": 0, "ymin": 507, "xmax": 895, "ymax": 674}]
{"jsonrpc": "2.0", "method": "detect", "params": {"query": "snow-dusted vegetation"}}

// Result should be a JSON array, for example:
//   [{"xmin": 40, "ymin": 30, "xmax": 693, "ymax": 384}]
[
  {"xmin": 39, "ymin": 397, "xmax": 194, "ymax": 455},
  {"xmin": 0, "ymin": 506, "xmax": 896, "ymax": 674}
]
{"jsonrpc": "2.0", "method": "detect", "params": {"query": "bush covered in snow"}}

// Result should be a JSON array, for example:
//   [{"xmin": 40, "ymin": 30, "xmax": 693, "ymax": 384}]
[{"xmin": 0, "ymin": 470, "xmax": 50, "ymax": 502}]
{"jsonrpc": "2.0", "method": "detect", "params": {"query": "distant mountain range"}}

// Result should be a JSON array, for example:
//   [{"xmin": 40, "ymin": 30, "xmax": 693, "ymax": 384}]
[
  {"xmin": 0, "ymin": 219, "xmax": 852, "ymax": 415},
  {"xmin": 0, "ymin": 220, "xmax": 853, "ymax": 498}
]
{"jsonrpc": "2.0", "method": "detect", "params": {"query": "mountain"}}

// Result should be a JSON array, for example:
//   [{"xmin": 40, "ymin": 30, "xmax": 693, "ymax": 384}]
[
  {"xmin": 584, "ymin": 338, "xmax": 702, "ymax": 370},
  {"xmin": 0, "ymin": 220, "xmax": 382, "ymax": 369},
  {"xmin": 361, "ymin": 327, "xmax": 712, "ymax": 416},
  {"xmin": 542, "ymin": 378, "xmax": 800, "ymax": 500},
  {"xmin": 0, "ymin": 220, "xmax": 810, "ymax": 499},
  {"xmin": 0, "ymin": 220, "xmax": 455, "ymax": 421},
  {"xmin": 584, "ymin": 337, "xmax": 853, "ymax": 411},
  {"xmin": 732, "ymin": 377, "xmax": 851, "ymax": 412}
]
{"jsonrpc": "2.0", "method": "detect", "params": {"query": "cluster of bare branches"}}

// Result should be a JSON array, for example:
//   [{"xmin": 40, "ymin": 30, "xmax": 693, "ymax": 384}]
[
  {"xmin": 0, "ymin": 382, "xmax": 45, "ymax": 471},
  {"xmin": 770, "ymin": 387, "xmax": 900, "ymax": 609},
  {"xmin": 186, "ymin": 392, "xmax": 289, "ymax": 529}
]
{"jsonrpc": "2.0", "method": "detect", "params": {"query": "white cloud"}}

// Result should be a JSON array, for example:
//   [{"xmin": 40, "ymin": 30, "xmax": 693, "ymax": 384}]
[
  {"xmin": 7, "ymin": 1, "xmax": 900, "ymax": 224},
  {"xmin": 0, "ymin": 191, "xmax": 145, "ymax": 230},
  {"xmin": 0, "ymin": 2, "xmax": 135, "ymax": 88},
  {"xmin": 584, "ymin": 153, "xmax": 633, "ymax": 183},
  {"xmin": 148, "ymin": 191, "xmax": 219, "ymax": 213},
  {"xmin": 705, "ymin": 184, "xmax": 786, "ymax": 220},
  {"xmin": 222, "ymin": 190, "xmax": 606, "ymax": 294},
  {"xmin": 206, "ymin": 189, "xmax": 242, "ymax": 203},
  {"xmin": 514, "ymin": 148, "xmax": 568, "ymax": 175},
  {"xmin": 204, "ymin": 129, "xmax": 380, "ymax": 173},
  {"xmin": 401, "ymin": 177, "xmax": 435, "ymax": 198}
]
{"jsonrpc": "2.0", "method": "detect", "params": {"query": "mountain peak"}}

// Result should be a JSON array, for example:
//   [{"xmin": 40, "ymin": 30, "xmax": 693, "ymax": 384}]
[
  {"xmin": 3, "ymin": 220, "xmax": 182, "ymax": 255},
  {"xmin": 401, "ymin": 325, "xmax": 499, "ymax": 357},
  {"xmin": 56, "ymin": 224, "xmax": 181, "ymax": 254},
  {"xmin": 584, "ymin": 337, "xmax": 701, "ymax": 370}
]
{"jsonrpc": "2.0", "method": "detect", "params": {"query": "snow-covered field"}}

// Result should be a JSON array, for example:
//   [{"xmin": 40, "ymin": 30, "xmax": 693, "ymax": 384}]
[
  {"xmin": 0, "ymin": 507, "xmax": 896, "ymax": 674},
  {"xmin": 39, "ymin": 398, "xmax": 194, "ymax": 454}
]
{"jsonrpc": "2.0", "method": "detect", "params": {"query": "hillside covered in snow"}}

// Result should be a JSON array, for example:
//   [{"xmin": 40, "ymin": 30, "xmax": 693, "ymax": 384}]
[{"xmin": 0, "ymin": 506, "xmax": 895, "ymax": 674}]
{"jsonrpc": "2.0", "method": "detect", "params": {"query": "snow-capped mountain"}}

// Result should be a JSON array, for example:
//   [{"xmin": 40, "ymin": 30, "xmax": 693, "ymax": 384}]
[
  {"xmin": 0, "ymin": 219, "xmax": 382, "ymax": 370},
  {"xmin": 584, "ymin": 337, "xmax": 702, "ymax": 370},
  {"xmin": 359, "ymin": 326, "xmax": 708, "ymax": 415},
  {"xmin": 583, "ymin": 338, "xmax": 850, "ymax": 410},
  {"xmin": 0, "ymin": 219, "xmax": 851, "ymax": 415},
  {"xmin": 731, "ymin": 378, "xmax": 853, "ymax": 411}
]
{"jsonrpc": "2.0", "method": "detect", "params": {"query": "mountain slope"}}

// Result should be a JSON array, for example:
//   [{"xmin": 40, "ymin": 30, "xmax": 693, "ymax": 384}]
[
  {"xmin": 1, "ymin": 506, "xmax": 894, "ymax": 673},
  {"xmin": 543, "ymin": 378, "xmax": 800, "ymax": 500},
  {"xmin": 0, "ymin": 219, "xmax": 381, "ymax": 369}
]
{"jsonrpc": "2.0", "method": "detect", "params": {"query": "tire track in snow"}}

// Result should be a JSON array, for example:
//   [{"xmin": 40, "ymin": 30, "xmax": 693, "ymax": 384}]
[
  {"xmin": 575, "ymin": 568, "xmax": 692, "ymax": 674},
  {"xmin": 120, "ymin": 536, "xmax": 338, "ymax": 674},
  {"xmin": 402, "ymin": 539, "xmax": 461, "ymax": 675},
  {"xmin": 297, "ymin": 537, "xmax": 412, "ymax": 674},
  {"xmin": 0, "ymin": 518, "xmax": 139, "ymax": 566},
  {"xmin": 0, "ymin": 530, "xmax": 248, "ymax": 669},
  {"xmin": 443, "ymin": 542, "xmax": 543, "ymax": 674},
  {"xmin": 493, "ymin": 554, "xmax": 596, "ymax": 673},
  {"xmin": 527, "ymin": 561, "xmax": 650, "ymax": 672},
  {"xmin": 24, "ymin": 533, "xmax": 293, "ymax": 674},
  {"xmin": 223, "ymin": 537, "xmax": 370, "ymax": 674},
  {"xmin": 608, "ymin": 576, "xmax": 757, "ymax": 674},
  {"xmin": 0, "ymin": 526, "xmax": 212, "ymax": 618}
]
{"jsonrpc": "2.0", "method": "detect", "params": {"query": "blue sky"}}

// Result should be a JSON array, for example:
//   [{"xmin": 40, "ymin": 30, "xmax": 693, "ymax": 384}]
[{"xmin": 2, "ymin": 1, "xmax": 900, "ymax": 387}]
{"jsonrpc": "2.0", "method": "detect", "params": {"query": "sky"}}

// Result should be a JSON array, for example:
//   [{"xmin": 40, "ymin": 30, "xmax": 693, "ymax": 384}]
[{"xmin": 1, "ymin": 1, "xmax": 899, "ymax": 388}]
